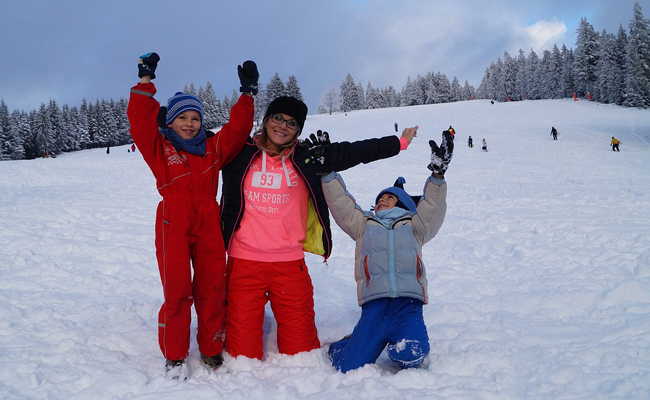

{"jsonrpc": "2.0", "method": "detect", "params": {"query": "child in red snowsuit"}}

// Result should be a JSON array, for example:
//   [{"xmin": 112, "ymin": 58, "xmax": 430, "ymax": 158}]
[{"xmin": 127, "ymin": 52, "xmax": 257, "ymax": 379}]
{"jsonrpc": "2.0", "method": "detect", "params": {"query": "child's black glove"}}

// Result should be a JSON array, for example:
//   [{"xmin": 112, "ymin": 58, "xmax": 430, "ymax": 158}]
[
  {"xmin": 238, "ymin": 60, "xmax": 259, "ymax": 95},
  {"xmin": 138, "ymin": 52, "xmax": 160, "ymax": 79},
  {"xmin": 157, "ymin": 106, "xmax": 168, "ymax": 129},
  {"xmin": 304, "ymin": 130, "xmax": 332, "ymax": 175},
  {"xmin": 427, "ymin": 129, "xmax": 454, "ymax": 175}
]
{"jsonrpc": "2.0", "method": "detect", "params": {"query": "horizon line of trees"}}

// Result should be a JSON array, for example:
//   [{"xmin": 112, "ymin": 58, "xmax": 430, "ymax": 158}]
[
  {"xmin": 1, "ymin": 3, "xmax": 647, "ymax": 161},
  {"xmin": 0, "ymin": 71, "xmax": 305, "ymax": 161}
]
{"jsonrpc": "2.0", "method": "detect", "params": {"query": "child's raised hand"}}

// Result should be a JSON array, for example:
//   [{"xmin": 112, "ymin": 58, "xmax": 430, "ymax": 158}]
[
  {"xmin": 138, "ymin": 52, "xmax": 160, "ymax": 79},
  {"xmin": 238, "ymin": 60, "xmax": 259, "ymax": 95},
  {"xmin": 427, "ymin": 129, "xmax": 454, "ymax": 176}
]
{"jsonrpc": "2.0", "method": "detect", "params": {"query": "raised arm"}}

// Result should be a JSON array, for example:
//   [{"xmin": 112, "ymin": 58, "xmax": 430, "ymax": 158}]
[
  {"xmin": 304, "ymin": 127, "xmax": 420, "ymax": 176},
  {"xmin": 127, "ymin": 52, "xmax": 161, "ymax": 169},
  {"xmin": 321, "ymin": 172, "xmax": 369, "ymax": 240},
  {"xmin": 412, "ymin": 129, "xmax": 454, "ymax": 242},
  {"xmin": 217, "ymin": 60, "xmax": 258, "ymax": 166}
]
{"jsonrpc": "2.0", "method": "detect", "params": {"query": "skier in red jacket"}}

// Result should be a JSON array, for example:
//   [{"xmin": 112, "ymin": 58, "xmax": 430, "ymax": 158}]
[{"xmin": 127, "ymin": 52, "xmax": 257, "ymax": 380}]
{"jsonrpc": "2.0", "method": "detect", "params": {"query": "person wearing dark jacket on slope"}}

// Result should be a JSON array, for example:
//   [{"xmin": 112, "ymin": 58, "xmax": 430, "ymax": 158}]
[
  {"xmin": 220, "ymin": 96, "xmax": 417, "ymax": 360},
  {"xmin": 128, "ymin": 52, "xmax": 257, "ymax": 379}
]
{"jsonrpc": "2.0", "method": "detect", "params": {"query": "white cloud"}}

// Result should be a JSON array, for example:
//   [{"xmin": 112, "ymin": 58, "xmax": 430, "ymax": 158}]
[{"xmin": 525, "ymin": 19, "xmax": 567, "ymax": 52}]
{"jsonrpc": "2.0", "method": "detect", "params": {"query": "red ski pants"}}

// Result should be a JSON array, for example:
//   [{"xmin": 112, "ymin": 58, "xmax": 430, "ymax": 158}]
[
  {"xmin": 225, "ymin": 257, "xmax": 320, "ymax": 359},
  {"xmin": 155, "ymin": 198, "xmax": 227, "ymax": 361}
]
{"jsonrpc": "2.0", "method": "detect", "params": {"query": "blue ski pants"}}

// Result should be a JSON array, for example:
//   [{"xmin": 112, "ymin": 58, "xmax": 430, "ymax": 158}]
[{"xmin": 329, "ymin": 297, "xmax": 429, "ymax": 373}]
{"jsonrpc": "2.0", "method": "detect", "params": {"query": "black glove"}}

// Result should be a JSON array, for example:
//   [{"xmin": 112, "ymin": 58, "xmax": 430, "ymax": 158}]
[
  {"xmin": 157, "ymin": 106, "xmax": 168, "ymax": 129},
  {"xmin": 304, "ymin": 130, "xmax": 332, "ymax": 175},
  {"xmin": 238, "ymin": 60, "xmax": 259, "ymax": 95},
  {"xmin": 138, "ymin": 52, "xmax": 160, "ymax": 79},
  {"xmin": 427, "ymin": 130, "xmax": 454, "ymax": 175}
]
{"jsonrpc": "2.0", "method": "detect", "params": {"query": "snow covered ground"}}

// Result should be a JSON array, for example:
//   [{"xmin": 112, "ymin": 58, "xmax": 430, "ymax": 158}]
[{"xmin": 1, "ymin": 99, "xmax": 650, "ymax": 400}]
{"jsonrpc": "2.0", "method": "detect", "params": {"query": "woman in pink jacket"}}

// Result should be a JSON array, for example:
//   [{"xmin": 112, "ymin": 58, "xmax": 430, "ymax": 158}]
[{"xmin": 220, "ymin": 96, "xmax": 418, "ymax": 360}]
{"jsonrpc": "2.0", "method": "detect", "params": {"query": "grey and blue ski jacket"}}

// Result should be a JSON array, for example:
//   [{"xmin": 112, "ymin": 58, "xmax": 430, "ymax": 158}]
[{"xmin": 321, "ymin": 172, "xmax": 447, "ymax": 305}]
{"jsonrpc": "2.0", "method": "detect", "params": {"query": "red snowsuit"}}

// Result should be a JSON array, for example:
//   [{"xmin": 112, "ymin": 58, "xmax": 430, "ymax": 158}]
[{"xmin": 127, "ymin": 82, "xmax": 253, "ymax": 361}]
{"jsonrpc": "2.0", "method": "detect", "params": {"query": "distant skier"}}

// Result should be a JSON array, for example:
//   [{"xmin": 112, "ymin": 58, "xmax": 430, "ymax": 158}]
[
  {"xmin": 394, "ymin": 122, "xmax": 398, "ymax": 132},
  {"xmin": 131, "ymin": 143, "xmax": 136, "ymax": 153},
  {"xmin": 482, "ymin": 138, "xmax": 488, "ymax": 152},
  {"xmin": 467, "ymin": 136, "xmax": 473, "ymax": 148},
  {"xmin": 611, "ymin": 137, "xmax": 620, "ymax": 152},
  {"xmin": 106, "ymin": 146, "xmax": 110, "ymax": 154},
  {"xmin": 551, "ymin": 126, "xmax": 559, "ymax": 140}
]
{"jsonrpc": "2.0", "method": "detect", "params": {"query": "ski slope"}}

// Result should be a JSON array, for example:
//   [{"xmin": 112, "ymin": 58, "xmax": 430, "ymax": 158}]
[{"xmin": 1, "ymin": 99, "xmax": 649, "ymax": 400}]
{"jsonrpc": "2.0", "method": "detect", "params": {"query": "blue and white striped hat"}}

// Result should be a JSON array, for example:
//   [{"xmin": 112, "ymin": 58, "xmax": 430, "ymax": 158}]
[{"xmin": 166, "ymin": 92, "xmax": 203, "ymax": 126}]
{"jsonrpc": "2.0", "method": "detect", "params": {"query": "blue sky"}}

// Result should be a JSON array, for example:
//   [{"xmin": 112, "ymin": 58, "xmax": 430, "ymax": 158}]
[{"xmin": 0, "ymin": 0, "xmax": 644, "ymax": 113}]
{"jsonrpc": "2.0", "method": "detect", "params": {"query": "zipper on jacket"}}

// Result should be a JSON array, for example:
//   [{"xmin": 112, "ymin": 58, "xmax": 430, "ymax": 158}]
[
  {"xmin": 416, "ymin": 255, "xmax": 426, "ymax": 298},
  {"xmin": 227, "ymin": 145, "xmax": 260, "ymax": 252},
  {"xmin": 363, "ymin": 255, "xmax": 370, "ymax": 286},
  {"xmin": 388, "ymin": 229, "xmax": 397, "ymax": 297}
]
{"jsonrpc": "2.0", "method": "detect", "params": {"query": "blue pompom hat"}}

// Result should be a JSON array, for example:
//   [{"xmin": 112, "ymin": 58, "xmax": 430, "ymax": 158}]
[
  {"xmin": 375, "ymin": 177, "xmax": 418, "ymax": 212},
  {"xmin": 166, "ymin": 92, "xmax": 204, "ymax": 126}
]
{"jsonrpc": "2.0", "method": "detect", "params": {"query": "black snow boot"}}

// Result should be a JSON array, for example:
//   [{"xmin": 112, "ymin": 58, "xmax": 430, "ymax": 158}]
[
  {"xmin": 201, "ymin": 353, "xmax": 224, "ymax": 371},
  {"xmin": 165, "ymin": 359, "xmax": 188, "ymax": 381}
]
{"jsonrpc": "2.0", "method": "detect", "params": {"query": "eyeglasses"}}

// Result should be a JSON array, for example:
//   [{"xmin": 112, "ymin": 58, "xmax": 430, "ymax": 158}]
[{"xmin": 269, "ymin": 113, "xmax": 299, "ymax": 130}]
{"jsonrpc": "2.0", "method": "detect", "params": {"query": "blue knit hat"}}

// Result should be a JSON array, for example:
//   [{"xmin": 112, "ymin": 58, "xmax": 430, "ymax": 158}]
[
  {"xmin": 166, "ymin": 92, "xmax": 203, "ymax": 126},
  {"xmin": 375, "ymin": 177, "xmax": 417, "ymax": 212}
]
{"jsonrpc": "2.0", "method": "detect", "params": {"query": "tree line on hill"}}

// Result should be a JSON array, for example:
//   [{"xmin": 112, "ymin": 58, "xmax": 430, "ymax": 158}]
[
  {"xmin": 327, "ymin": 2, "xmax": 649, "ymax": 112},
  {"xmin": 477, "ymin": 2, "xmax": 649, "ymax": 107},
  {"xmin": 1, "ymin": 2, "xmax": 647, "ymax": 160}
]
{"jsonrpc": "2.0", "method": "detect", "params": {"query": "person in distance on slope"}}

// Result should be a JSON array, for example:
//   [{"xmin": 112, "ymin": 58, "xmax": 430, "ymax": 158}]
[
  {"xmin": 127, "ymin": 52, "xmax": 257, "ymax": 379},
  {"xmin": 321, "ymin": 128, "xmax": 453, "ymax": 373},
  {"xmin": 468, "ymin": 135, "xmax": 473, "ymax": 148},
  {"xmin": 482, "ymin": 138, "xmax": 488, "ymax": 152},
  {"xmin": 220, "ymin": 98, "xmax": 418, "ymax": 361},
  {"xmin": 611, "ymin": 136, "xmax": 620, "ymax": 152},
  {"xmin": 550, "ymin": 126, "xmax": 559, "ymax": 140}
]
